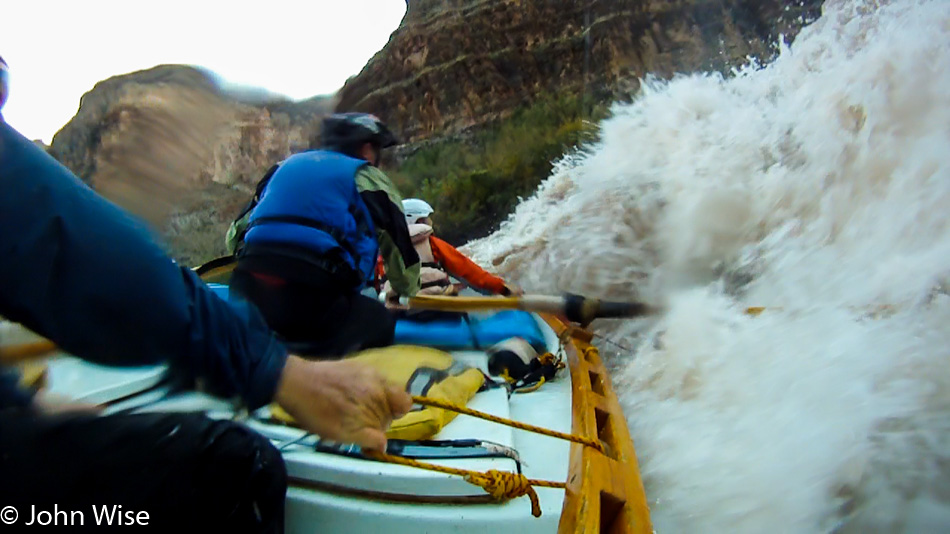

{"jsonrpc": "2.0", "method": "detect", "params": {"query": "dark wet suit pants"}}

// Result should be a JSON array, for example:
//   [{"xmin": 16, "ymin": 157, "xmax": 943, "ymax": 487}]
[
  {"xmin": 230, "ymin": 266, "xmax": 395, "ymax": 358},
  {"xmin": 0, "ymin": 410, "xmax": 286, "ymax": 532}
]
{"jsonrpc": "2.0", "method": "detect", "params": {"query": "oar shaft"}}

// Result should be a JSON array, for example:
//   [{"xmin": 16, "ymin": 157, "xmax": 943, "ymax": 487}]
[
  {"xmin": 397, "ymin": 294, "xmax": 566, "ymax": 314},
  {"xmin": 402, "ymin": 295, "xmax": 524, "ymax": 312},
  {"xmin": 0, "ymin": 339, "xmax": 58, "ymax": 365},
  {"xmin": 518, "ymin": 295, "xmax": 568, "ymax": 315},
  {"xmin": 389, "ymin": 293, "xmax": 657, "ymax": 324}
]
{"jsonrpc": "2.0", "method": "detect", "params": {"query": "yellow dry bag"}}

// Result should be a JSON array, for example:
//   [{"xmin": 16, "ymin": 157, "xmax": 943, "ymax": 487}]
[{"xmin": 271, "ymin": 345, "xmax": 487, "ymax": 440}]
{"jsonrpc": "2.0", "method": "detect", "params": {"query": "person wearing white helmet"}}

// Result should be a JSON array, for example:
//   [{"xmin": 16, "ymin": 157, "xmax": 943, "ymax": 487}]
[
  {"xmin": 401, "ymin": 198, "xmax": 434, "ymax": 224},
  {"xmin": 377, "ymin": 198, "xmax": 523, "ymax": 299}
]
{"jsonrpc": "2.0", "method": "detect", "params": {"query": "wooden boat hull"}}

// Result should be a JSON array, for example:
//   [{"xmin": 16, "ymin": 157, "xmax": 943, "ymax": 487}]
[{"xmin": 0, "ymin": 262, "xmax": 653, "ymax": 532}]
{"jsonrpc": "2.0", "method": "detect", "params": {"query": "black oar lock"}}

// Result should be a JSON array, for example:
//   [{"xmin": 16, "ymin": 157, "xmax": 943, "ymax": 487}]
[{"xmin": 561, "ymin": 292, "xmax": 655, "ymax": 327}]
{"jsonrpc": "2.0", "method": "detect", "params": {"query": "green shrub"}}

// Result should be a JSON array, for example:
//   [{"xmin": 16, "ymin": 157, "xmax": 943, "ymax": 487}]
[{"xmin": 388, "ymin": 93, "xmax": 606, "ymax": 245}]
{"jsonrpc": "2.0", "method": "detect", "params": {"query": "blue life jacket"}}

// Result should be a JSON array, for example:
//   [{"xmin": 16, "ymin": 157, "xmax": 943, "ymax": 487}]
[{"xmin": 243, "ymin": 150, "xmax": 378, "ymax": 288}]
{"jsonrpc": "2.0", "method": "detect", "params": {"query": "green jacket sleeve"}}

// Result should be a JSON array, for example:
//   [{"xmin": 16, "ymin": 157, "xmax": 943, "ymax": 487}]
[
  {"xmin": 225, "ymin": 212, "xmax": 250, "ymax": 254},
  {"xmin": 354, "ymin": 166, "xmax": 421, "ymax": 296}
]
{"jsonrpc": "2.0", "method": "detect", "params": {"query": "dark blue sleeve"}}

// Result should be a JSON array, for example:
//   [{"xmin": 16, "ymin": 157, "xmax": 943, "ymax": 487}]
[
  {"xmin": 0, "ymin": 122, "xmax": 287, "ymax": 410},
  {"xmin": 0, "ymin": 369, "xmax": 34, "ymax": 410}
]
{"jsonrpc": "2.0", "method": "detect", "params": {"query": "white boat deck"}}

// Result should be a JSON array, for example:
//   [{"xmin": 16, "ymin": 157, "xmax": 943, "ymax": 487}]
[{"xmin": 3, "ymin": 313, "xmax": 573, "ymax": 533}]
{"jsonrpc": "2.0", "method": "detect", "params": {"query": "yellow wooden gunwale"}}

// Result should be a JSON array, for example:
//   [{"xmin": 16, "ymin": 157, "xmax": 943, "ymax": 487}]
[{"xmin": 540, "ymin": 315, "xmax": 653, "ymax": 533}]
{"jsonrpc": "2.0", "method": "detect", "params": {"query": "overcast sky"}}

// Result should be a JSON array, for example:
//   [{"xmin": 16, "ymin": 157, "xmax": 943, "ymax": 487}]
[{"xmin": 1, "ymin": 0, "xmax": 408, "ymax": 142}]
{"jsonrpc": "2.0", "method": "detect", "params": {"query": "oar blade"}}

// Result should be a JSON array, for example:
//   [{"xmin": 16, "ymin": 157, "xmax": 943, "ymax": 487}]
[{"xmin": 594, "ymin": 300, "xmax": 658, "ymax": 319}]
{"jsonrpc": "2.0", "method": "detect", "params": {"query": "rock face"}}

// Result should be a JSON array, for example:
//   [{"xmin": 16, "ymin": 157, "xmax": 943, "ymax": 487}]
[
  {"xmin": 48, "ymin": 65, "xmax": 334, "ymax": 265},
  {"xmin": 46, "ymin": 1, "xmax": 823, "ymax": 262},
  {"xmin": 337, "ymin": 0, "xmax": 822, "ymax": 143}
]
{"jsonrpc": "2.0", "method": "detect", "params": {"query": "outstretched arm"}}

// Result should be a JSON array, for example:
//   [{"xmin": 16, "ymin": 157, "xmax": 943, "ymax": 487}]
[
  {"xmin": 0, "ymin": 122, "xmax": 286, "ymax": 410},
  {"xmin": 429, "ymin": 236, "xmax": 512, "ymax": 295}
]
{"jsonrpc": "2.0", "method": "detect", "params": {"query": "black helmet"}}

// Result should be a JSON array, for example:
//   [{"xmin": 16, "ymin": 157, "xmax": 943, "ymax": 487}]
[{"xmin": 321, "ymin": 112, "xmax": 399, "ymax": 152}]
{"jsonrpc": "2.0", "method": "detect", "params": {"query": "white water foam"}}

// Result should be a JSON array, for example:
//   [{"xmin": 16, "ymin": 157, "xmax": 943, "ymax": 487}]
[{"xmin": 465, "ymin": 0, "xmax": 950, "ymax": 531}]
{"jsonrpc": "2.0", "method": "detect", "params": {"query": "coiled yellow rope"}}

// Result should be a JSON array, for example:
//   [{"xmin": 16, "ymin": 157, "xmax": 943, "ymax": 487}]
[
  {"xmin": 363, "ymin": 391, "xmax": 603, "ymax": 516},
  {"xmin": 498, "ymin": 352, "xmax": 566, "ymax": 394},
  {"xmin": 364, "ymin": 450, "xmax": 563, "ymax": 517},
  {"xmin": 360, "ymin": 346, "xmax": 607, "ymax": 517},
  {"xmin": 513, "ymin": 376, "xmax": 545, "ymax": 394},
  {"xmin": 538, "ymin": 351, "xmax": 566, "ymax": 371}
]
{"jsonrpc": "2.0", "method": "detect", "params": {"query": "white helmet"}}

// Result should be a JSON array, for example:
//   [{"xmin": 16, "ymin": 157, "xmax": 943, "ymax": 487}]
[{"xmin": 402, "ymin": 198, "xmax": 434, "ymax": 224}]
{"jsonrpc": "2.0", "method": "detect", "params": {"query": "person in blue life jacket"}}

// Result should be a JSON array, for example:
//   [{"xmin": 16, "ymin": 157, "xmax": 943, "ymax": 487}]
[
  {"xmin": 0, "ymin": 63, "xmax": 411, "ymax": 532},
  {"xmin": 226, "ymin": 112, "xmax": 422, "ymax": 358}
]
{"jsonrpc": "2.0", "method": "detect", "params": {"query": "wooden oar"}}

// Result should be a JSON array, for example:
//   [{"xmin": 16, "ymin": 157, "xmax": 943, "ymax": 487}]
[
  {"xmin": 0, "ymin": 339, "xmax": 58, "ymax": 366},
  {"xmin": 193, "ymin": 254, "xmax": 664, "ymax": 325},
  {"xmin": 193, "ymin": 254, "xmax": 238, "ymax": 285},
  {"xmin": 381, "ymin": 292, "xmax": 661, "ymax": 326}
]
